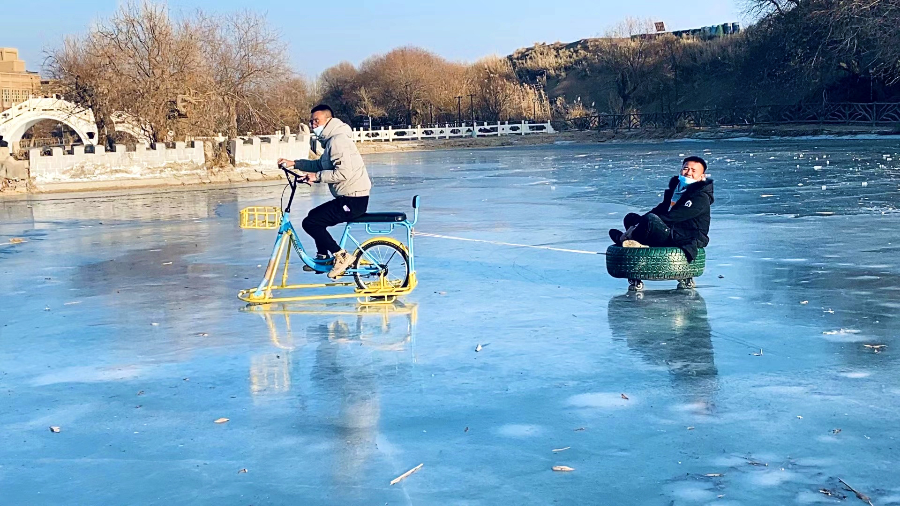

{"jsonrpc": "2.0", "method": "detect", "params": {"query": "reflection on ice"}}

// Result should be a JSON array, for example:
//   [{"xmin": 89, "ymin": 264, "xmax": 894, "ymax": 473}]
[{"xmin": 608, "ymin": 290, "xmax": 717, "ymax": 411}]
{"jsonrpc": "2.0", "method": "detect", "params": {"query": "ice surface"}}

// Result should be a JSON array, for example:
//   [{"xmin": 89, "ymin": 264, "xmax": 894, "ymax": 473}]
[{"xmin": 1, "ymin": 139, "xmax": 898, "ymax": 504}]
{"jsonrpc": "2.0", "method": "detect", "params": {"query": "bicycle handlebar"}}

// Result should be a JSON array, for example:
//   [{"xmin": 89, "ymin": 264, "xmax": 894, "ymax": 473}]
[
  {"xmin": 278, "ymin": 162, "xmax": 311, "ymax": 213},
  {"xmin": 279, "ymin": 163, "xmax": 311, "ymax": 185}
]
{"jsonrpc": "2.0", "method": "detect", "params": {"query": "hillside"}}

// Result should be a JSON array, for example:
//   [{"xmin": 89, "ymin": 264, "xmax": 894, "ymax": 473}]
[{"xmin": 508, "ymin": 3, "xmax": 900, "ymax": 117}]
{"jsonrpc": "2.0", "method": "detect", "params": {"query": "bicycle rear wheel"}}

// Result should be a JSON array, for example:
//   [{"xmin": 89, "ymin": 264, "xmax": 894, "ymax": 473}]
[{"xmin": 352, "ymin": 240, "xmax": 410, "ymax": 291}]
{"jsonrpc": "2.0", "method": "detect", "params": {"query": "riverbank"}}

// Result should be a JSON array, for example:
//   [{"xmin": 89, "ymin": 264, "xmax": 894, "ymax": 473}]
[
  {"xmin": 3, "ymin": 125, "xmax": 898, "ymax": 195},
  {"xmin": 357, "ymin": 124, "xmax": 900, "ymax": 154}
]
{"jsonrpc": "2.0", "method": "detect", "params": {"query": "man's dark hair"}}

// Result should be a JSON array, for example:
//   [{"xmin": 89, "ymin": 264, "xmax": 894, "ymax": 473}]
[
  {"xmin": 310, "ymin": 104, "xmax": 334, "ymax": 117},
  {"xmin": 682, "ymin": 156, "xmax": 707, "ymax": 172}
]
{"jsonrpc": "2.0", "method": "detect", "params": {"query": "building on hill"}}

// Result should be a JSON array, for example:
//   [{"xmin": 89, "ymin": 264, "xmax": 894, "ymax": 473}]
[
  {"xmin": 0, "ymin": 48, "xmax": 42, "ymax": 112},
  {"xmin": 631, "ymin": 22, "xmax": 741, "ymax": 41}
]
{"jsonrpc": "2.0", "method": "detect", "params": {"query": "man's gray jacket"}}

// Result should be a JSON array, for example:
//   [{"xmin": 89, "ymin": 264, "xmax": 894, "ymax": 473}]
[{"xmin": 294, "ymin": 118, "xmax": 371, "ymax": 198}]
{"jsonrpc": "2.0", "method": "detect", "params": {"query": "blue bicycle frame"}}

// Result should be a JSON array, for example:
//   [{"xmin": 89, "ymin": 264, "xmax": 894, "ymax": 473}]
[{"xmin": 245, "ymin": 166, "xmax": 419, "ymax": 302}]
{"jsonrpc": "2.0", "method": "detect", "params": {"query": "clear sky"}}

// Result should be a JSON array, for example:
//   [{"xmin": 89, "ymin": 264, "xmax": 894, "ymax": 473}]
[{"xmin": 5, "ymin": 0, "xmax": 747, "ymax": 77}]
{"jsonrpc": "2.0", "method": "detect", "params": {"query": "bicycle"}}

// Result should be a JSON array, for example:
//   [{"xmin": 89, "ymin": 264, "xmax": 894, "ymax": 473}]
[{"xmin": 238, "ymin": 164, "xmax": 419, "ymax": 305}]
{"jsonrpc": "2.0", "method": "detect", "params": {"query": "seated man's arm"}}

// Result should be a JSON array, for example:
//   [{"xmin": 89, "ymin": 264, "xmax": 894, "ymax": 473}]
[
  {"xmin": 661, "ymin": 193, "xmax": 710, "ymax": 223},
  {"xmin": 646, "ymin": 199, "xmax": 669, "ymax": 218}
]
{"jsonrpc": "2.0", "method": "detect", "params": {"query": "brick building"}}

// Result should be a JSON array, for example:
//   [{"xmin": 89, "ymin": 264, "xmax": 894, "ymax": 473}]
[{"xmin": 0, "ymin": 48, "xmax": 41, "ymax": 112}]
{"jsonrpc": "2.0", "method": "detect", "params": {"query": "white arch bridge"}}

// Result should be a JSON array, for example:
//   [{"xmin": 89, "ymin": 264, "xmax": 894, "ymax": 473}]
[{"xmin": 0, "ymin": 98, "xmax": 150, "ymax": 148}]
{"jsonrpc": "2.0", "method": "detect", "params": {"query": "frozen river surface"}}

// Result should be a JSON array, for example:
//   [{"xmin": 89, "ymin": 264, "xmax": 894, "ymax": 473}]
[{"xmin": 2, "ymin": 139, "xmax": 900, "ymax": 504}]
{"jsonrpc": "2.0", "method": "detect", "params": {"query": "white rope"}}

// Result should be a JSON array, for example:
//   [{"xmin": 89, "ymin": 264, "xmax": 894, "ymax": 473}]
[{"xmin": 414, "ymin": 232, "xmax": 605, "ymax": 255}]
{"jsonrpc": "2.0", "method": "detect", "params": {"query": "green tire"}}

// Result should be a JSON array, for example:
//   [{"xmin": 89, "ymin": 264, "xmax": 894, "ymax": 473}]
[{"xmin": 606, "ymin": 246, "xmax": 705, "ymax": 281}]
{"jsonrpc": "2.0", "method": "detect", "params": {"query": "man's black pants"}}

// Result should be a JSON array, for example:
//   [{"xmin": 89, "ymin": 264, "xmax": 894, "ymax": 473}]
[
  {"xmin": 623, "ymin": 212, "xmax": 673, "ymax": 247},
  {"xmin": 302, "ymin": 196, "xmax": 369, "ymax": 255}
]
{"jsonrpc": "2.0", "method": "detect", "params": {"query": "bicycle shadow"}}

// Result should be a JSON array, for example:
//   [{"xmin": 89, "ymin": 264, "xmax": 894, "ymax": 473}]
[{"xmin": 607, "ymin": 290, "xmax": 718, "ymax": 412}]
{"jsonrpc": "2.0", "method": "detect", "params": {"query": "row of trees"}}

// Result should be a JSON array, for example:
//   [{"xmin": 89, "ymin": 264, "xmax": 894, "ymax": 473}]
[
  {"xmin": 317, "ymin": 47, "xmax": 549, "ymax": 128},
  {"xmin": 50, "ymin": 0, "xmax": 898, "ymax": 143},
  {"xmin": 46, "ymin": 1, "xmax": 548, "ymax": 147},
  {"xmin": 47, "ymin": 1, "xmax": 311, "ymax": 146}
]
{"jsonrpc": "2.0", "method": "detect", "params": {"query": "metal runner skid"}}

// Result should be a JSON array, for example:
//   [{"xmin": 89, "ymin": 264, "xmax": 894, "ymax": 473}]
[{"xmin": 238, "ymin": 165, "xmax": 419, "ymax": 305}]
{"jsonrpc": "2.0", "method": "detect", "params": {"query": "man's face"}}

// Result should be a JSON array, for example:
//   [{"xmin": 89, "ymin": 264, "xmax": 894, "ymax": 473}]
[
  {"xmin": 681, "ymin": 161, "xmax": 706, "ymax": 181},
  {"xmin": 310, "ymin": 111, "xmax": 330, "ymax": 130}
]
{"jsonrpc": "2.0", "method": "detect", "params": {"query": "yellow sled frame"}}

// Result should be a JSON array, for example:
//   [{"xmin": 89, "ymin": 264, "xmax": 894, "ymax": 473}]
[{"xmin": 238, "ymin": 198, "xmax": 419, "ymax": 305}]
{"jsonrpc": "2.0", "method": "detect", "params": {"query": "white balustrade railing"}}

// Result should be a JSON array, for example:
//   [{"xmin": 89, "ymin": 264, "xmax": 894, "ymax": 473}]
[{"xmin": 350, "ymin": 121, "xmax": 555, "ymax": 142}]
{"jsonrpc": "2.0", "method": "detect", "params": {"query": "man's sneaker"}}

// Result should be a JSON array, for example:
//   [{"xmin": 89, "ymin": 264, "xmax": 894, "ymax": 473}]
[
  {"xmin": 622, "ymin": 240, "xmax": 648, "ymax": 248},
  {"xmin": 609, "ymin": 229, "xmax": 624, "ymax": 244},
  {"xmin": 304, "ymin": 254, "xmax": 332, "ymax": 272},
  {"xmin": 328, "ymin": 250, "xmax": 356, "ymax": 279}
]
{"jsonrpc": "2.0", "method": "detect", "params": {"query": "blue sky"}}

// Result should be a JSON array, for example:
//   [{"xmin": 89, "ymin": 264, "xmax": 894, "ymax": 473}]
[{"xmin": 6, "ymin": 0, "xmax": 746, "ymax": 77}]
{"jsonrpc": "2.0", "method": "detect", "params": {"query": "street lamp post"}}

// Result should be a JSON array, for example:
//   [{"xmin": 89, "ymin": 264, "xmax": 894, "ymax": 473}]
[
  {"xmin": 468, "ymin": 93, "xmax": 476, "ymax": 125},
  {"xmin": 455, "ymin": 96, "xmax": 462, "ymax": 126}
]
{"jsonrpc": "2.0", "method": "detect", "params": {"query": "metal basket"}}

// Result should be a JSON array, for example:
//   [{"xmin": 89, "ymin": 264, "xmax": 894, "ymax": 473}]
[{"xmin": 240, "ymin": 207, "xmax": 282, "ymax": 230}]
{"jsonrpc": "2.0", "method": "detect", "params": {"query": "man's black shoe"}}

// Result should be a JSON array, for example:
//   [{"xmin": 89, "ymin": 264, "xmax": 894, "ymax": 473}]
[{"xmin": 609, "ymin": 229, "xmax": 624, "ymax": 244}]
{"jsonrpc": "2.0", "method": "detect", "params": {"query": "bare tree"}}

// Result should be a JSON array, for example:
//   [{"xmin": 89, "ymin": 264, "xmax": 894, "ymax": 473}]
[
  {"xmin": 471, "ymin": 56, "xmax": 518, "ymax": 121},
  {"xmin": 355, "ymin": 86, "xmax": 385, "ymax": 128},
  {"xmin": 94, "ymin": 1, "xmax": 203, "ymax": 141},
  {"xmin": 317, "ymin": 62, "xmax": 360, "ymax": 122},
  {"xmin": 47, "ymin": 1, "xmax": 203, "ymax": 143},
  {"xmin": 597, "ymin": 17, "xmax": 660, "ymax": 114},
  {"xmin": 658, "ymin": 34, "xmax": 684, "ymax": 112},
  {"xmin": 251, "ymin": 76, "xmax": 313, "ymax": 134},
  {"xmin": 47, "ymin": 1, "xmax": 292, "ymax": 142},
  {"xmin": 197, "ymin": 10, "xmax": 289, "ymax": 137},
  {"xmin": 428, "ymin": 61, "xmax": 470, "ymax": 124},
  {"xmin": 362, "ymin": 47, "xmax": 443, "ymax": 125},
  {"xmin": 45, "ymin": 37, "xmax": 117, "ymax": 148},
  {"xmin": 744, "ymin": 0, "xmax": 803, "ymax": 18}
]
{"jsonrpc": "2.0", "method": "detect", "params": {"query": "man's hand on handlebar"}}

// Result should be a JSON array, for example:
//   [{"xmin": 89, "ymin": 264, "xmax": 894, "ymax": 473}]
[{"xmin": 277, "ymin": 159, "xmax": 315, "ymax": 185}]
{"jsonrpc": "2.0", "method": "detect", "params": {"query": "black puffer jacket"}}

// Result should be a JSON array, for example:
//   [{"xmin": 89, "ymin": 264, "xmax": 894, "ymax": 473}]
[{"xmin": 646, "ymin": 177, "xmax": 714, "ymax": 261}]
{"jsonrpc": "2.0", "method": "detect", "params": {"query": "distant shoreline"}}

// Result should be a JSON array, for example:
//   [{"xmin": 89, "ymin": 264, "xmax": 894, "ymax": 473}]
[
  {"xmin": 356, "ymin": 124, "xmax": 900, "ymax": 155},
  {"xmin": 4, "ymin": 125, "xmax": 898, "ymax": 196}
]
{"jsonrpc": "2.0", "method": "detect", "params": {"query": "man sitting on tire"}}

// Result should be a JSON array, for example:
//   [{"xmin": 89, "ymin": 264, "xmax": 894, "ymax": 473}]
[{"xmin": 609, "ymin": 156, "xmax": 714, "ymax": 262}]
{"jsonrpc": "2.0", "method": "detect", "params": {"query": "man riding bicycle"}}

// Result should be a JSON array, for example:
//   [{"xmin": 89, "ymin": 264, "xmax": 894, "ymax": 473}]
[{"xmin": 278, "ymin": 104, "xmax": 372, "ymax": 279}]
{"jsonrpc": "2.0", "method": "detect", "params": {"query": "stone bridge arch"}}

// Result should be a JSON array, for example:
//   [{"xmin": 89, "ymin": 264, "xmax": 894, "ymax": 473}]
[
  {"xmin": 0, "ymin": 97, "xmax": 153, "ymax": 149},
  {"xmin": 0, "ymin": 98, "xmax": 97, "ymax": 147}
]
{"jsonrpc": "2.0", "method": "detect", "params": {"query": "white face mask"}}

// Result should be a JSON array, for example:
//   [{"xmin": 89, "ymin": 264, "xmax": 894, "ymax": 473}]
[
  {"xmin": 678, "ymin": 174, "xmax": 697, "ymax": 186},
  {"xmin": 313, "ymin": 124, "xmax": 325, "ymax": 137}
]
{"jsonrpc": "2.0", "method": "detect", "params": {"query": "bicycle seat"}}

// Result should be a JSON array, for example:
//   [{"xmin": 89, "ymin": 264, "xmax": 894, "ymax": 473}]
[{"xmin": 351, "ymin": 212, "xmax": 407, "ymax": 223}]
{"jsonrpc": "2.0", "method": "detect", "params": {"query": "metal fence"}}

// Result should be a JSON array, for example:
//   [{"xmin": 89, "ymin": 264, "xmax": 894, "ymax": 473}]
[{"xmin": 573, "ymin": 103, "xmax": 900, "ymax": 131}]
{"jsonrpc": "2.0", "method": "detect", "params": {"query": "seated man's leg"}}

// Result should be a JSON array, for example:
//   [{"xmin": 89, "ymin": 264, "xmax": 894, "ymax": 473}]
[
  {"xmin": 629, "ymin": 213, "xmax": 671, "ymax": 246},
  {"xmin": 610, "ymin": 212, "xmax": 644, "ymax": 244},
  {"xmin": 302, "ymin": 199, "xmax": 345, "ymax": 256},
  {"xmin": 623, "ymin": 212, "xmax": 642, "ymax": 230}
]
